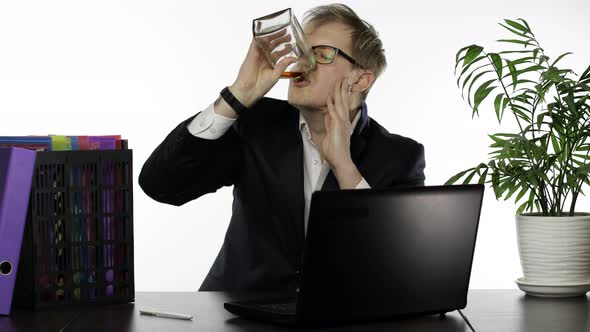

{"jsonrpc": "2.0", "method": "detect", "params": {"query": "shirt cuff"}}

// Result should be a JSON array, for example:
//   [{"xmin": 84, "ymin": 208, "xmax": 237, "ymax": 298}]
[
  {"xmin": 187, "ymin": 101, "xmax": 237, "ymax": 139},
  {"xmin": 354, "ymin": 177, "xmax": 371, "ymax": 189}
]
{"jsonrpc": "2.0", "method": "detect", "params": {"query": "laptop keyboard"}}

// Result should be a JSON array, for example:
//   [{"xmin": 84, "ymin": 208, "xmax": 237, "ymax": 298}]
[{"xmin": 249, "ymin": 300, "xmax": 297, "ymax": 315}]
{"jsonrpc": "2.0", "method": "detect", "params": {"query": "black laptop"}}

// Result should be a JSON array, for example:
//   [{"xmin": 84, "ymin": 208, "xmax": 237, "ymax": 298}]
[{"xmin": 224, "ymin": 184, "xmax": 484, "ymax": 327}]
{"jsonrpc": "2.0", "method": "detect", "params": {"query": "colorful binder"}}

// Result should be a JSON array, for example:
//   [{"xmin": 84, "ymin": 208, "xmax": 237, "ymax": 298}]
[{"xmin": 0, "ymin": 147, "xmax": 37, "ymax": 315}]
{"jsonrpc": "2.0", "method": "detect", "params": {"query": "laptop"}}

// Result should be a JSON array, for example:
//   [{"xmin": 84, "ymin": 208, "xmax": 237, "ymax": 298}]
[{"xmin": 224, "ymin": 184, "xmax": 484, "ymax": 327}]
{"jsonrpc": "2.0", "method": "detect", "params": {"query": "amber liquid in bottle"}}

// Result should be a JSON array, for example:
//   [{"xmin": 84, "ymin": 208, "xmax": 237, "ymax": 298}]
[{"xmin": 281, "ymin": 71, "xmax": 304, "ymax": 78}]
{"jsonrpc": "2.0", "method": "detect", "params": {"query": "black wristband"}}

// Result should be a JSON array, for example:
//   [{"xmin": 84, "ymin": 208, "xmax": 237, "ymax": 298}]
[{"xmin": 220, "ymin": 86, "xmax": 248, "ymax": 115}]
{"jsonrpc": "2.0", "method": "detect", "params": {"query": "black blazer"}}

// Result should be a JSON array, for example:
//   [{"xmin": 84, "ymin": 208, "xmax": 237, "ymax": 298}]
[{"xmin": 138, "ymin": 97, "xmax": 425, "ymax": 291}]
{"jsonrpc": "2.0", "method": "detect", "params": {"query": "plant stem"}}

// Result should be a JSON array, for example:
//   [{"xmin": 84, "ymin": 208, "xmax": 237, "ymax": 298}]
[{"xmin": 569, "ymin": 191, "xmax": 579, "ymax": 216}]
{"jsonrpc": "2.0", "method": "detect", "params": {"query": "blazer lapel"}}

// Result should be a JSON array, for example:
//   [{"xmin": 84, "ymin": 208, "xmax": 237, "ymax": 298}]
[{"xmin": 281, "ymin": 111, "xmax": 305, "ymax": 264}]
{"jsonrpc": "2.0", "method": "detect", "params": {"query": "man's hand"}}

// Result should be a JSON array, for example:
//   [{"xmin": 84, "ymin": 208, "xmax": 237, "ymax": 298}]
[
  {"xmin": 215, "ymin": 38, "xmax": 297, "ymax": 119},
  {"xmin": 320, "ymin": 75, "xmax": 363, "ymax": 189},
  {"xmin": 230, "ymin": 37, "xmax": 297, "ymax": 108}
]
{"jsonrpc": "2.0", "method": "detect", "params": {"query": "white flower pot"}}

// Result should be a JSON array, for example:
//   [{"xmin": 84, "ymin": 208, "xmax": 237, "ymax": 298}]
[{"xmin": 516, "ymin": 213, "xmax": 590, "ymax": 285}]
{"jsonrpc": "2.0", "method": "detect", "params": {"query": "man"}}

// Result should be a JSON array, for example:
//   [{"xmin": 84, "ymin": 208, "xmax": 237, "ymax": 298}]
[{"xmin": 139, "ymin": 4, "xmax": 425, "ymax": 291}]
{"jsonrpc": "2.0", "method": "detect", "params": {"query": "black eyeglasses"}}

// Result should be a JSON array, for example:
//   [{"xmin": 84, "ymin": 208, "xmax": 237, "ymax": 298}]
[{"xmin": 311, "ymin": 45, "xmax": 361, "ymax": 67}]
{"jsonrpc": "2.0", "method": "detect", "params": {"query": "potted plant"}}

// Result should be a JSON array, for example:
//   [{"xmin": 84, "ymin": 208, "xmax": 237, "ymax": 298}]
[{"xmin": 447, "ymin": 18, "xmax": 590, "ymax": 297}]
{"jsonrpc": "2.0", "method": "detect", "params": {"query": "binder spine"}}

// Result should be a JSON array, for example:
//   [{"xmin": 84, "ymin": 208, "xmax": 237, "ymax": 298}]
[{"xmin": 0, "ymin": 148, "xmax": 36, "ymax": 315}]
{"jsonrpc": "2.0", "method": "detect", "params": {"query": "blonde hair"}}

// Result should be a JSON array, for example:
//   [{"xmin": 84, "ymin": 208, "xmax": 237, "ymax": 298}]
[{"xmin": 303, "ymin": 3, "xmax": 387, "ymax": 100}]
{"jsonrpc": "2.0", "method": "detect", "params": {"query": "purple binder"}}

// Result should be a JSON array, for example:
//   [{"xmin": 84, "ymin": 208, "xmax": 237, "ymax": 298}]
[{"xmin": 0, "ymin": 147, "xmax": 36, "ymax": 315}]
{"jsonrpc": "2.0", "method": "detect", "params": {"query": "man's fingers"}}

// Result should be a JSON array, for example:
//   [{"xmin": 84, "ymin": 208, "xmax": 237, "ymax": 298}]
[
  {"xmin": 332, "ymin": 80, "xmax": 345, "ymax": 120},
  {"xmin": 255, "ymin": 26, "xmax": 289, "ymax": 52},
  {"xmin": 340, "ymin": 76, "xmax": 348, "ymax": 106},
  {"xmin": 273, "ymin": 56, "xmax": 297, "ymax": 79},
  {"xmin": 347, "ymin": 73, "xmax": 356, "ymax": 96},
  {"xmin": 327, "ymin": 95, "xmax": 339, "ymax": 121},
  {"xmin": 257, "ymin": 26, "xmax": 288, "ymax": 44},
  {"xmin": 327, "ymin": 94, "xmax": 336, "ymax": 116},
  {"xmin": 270, "ymin": 45, "xmax": 293, "ymax": 63},
  {"xmin": 338, "ymin": 77, "xmax": 350, "ymax": 120},
  {"xmin": 267, "ymin": 34, "xmax": 293, "ymax": 52},
  {"xmin": 327, "ymin": 94, "xmax": 343, "ymax": 133},
  {"xmin": 324, "ymin": 110, "xmax": 331, "ymax": 133}
]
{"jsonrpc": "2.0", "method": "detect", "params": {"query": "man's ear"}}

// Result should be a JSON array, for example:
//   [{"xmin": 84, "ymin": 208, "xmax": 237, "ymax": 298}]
[{"xmin": 352, "ymin": 69, "xmax": 375, "ymax": 94}]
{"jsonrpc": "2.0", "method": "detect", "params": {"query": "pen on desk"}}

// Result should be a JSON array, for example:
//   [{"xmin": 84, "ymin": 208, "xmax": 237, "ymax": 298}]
[{"xmin": 139, "ymin": 309, "xmax": 194, "ymax": 320}]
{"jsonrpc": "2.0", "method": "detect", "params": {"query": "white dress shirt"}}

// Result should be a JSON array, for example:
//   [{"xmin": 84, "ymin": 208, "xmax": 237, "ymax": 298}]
[{"xmin": 187, "ymin": 102, "xmax": 371, "ymax": 233}]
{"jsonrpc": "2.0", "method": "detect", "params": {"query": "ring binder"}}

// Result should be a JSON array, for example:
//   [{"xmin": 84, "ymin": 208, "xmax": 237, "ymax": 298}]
[{"xmin": 0, "ymin": 147, "xmax": 37, "ymax": 315}]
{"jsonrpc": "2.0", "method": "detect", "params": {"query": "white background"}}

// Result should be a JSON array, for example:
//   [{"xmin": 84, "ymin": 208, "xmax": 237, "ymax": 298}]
[{"xmin": 1, "ymin": 0, "xmax": 589, "ymax": 291}]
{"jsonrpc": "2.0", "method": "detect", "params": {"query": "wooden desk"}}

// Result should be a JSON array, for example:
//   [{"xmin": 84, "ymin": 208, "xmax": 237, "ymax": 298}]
[{"xmin": 1, "ymin": 290, "xmax": 589, "ymax": 331}]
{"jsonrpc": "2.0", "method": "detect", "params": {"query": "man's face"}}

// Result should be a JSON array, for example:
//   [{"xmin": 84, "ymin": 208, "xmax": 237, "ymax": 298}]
[{"xmin": 288, "ymin": 21, "xmax": 355, "ymax": 111}]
